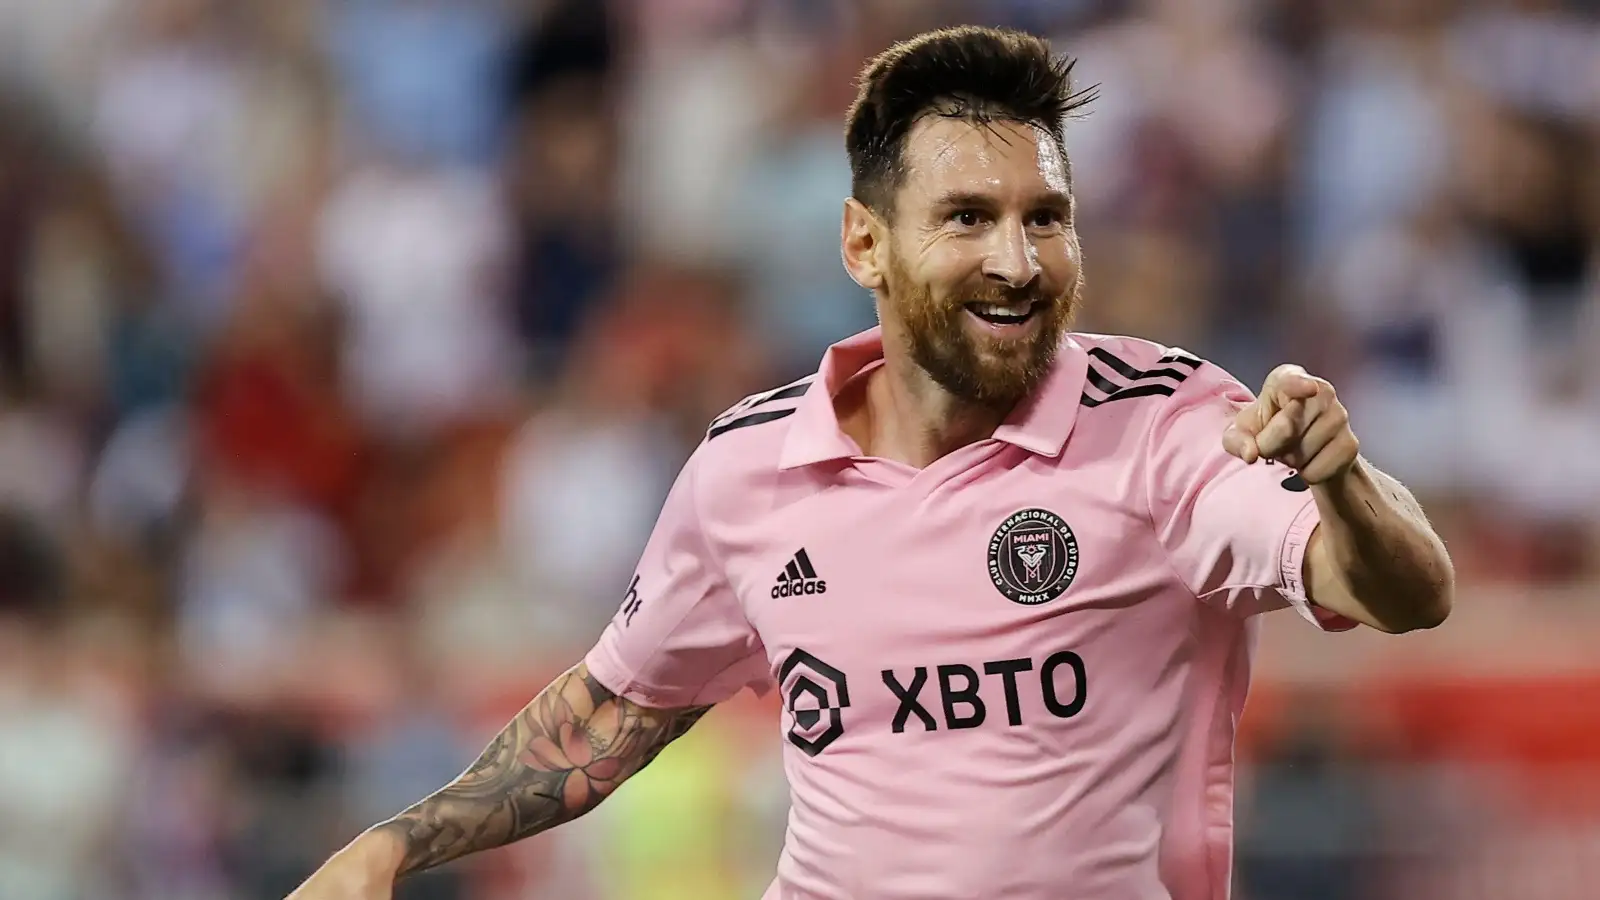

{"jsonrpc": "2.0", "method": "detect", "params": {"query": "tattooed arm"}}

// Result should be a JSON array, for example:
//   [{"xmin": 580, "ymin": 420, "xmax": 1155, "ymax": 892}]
[{"xmin": 287, "ymin": 663, "xmax": 709, "ymax": 898}]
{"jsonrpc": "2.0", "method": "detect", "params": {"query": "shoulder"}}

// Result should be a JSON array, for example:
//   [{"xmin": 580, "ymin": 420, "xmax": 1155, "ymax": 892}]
[
  {"xmin": 682, "ymin": 373, "xmax": 817, "ymax": 494},
  {"xmin": 1069, "ymin": 332, "xmax": 1243, "ymax": 416},
  {"xmin": 704, "ymin": 374, "xmax": 816, "ymax": 441}
]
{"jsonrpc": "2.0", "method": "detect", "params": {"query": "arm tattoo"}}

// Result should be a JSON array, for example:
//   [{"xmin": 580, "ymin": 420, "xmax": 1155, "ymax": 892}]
[{"xmin": 375, "ymin": 663, "xmax": 711, "ymax": 878}]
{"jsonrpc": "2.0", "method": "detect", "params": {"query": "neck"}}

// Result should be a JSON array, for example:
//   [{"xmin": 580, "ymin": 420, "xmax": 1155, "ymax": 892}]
[{"xmin": 846, "ymin": 352, "xmax": 1011, "ymax": 469}]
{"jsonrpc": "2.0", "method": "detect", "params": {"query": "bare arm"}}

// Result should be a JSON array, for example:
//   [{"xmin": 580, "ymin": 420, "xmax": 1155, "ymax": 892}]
[
  {"xmin": 289, "ymin": 662, "xmax": 708, "ymax": 896},
  {"xmin": 1222, "ymin": 364, "xmax": 1454, "ymax": 635},
  {"xmin": 1303, "ymin": 458, "xmax": 1455, "ymax": 633}
]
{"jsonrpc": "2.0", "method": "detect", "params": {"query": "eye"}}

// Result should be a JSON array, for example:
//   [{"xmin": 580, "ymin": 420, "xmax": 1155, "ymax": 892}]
[
  {"xmin": 951, "ymin": 209, "xmax": 985, "ymax": 228},
  {"xmin": 1028, "ymin": 209, "xmax": 1066, "ymax": 229}
]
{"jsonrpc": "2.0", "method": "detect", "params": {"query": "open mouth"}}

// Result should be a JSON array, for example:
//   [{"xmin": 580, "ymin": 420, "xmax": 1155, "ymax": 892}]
[{"xmin": 965, "ymin": 301, "xmax": 1042, "ymax": 327}]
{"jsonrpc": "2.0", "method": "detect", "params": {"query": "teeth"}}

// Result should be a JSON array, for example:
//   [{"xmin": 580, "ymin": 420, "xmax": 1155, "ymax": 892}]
[{"xmin": 973, "ymin": 303, "xmax": 1031, "ymax": 317}]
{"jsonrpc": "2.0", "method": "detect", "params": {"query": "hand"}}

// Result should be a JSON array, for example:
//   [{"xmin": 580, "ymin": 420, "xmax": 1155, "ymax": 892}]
[
  {"xmin": 285, "ymin": 829, "xmax": 402, "ymax": 900},
  {"xmin": 1222, "ymin": 364, "xmax": 1359, "ymax": 485}
]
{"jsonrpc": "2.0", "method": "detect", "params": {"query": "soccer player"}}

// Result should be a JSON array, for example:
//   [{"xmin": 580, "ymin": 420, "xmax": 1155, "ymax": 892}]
[{"xmin": 288, "ymin": 26, "xmax": 1453, "ymax": 900}]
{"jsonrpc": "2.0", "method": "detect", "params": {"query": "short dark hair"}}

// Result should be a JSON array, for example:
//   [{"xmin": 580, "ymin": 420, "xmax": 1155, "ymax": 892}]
[{"xmin": 845, "ymin": 26, "xmax": 1096, "ymax": 218}]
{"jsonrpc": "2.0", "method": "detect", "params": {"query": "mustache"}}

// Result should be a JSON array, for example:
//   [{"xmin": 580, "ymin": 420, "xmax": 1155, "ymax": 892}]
[{"xmin": 950, "ymin": 281, "xmax": 1059, "ymax": 308}]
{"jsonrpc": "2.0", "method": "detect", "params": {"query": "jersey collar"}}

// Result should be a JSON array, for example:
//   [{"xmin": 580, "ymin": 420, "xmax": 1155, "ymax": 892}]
[{"xmin": 778, "ymin": 327, "xmax": 1089, "ymax": 470}]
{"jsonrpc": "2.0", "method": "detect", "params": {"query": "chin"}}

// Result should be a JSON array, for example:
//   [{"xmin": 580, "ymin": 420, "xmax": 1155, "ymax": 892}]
[{"xmin": 946, "ymin": 351, "xmax": 1057, "ymax": 408}]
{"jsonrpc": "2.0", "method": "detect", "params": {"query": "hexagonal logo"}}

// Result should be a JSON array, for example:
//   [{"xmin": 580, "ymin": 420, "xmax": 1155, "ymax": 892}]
[{"xmin": 778, "ymin": 648, "xmax": 850, "ymax": 757}]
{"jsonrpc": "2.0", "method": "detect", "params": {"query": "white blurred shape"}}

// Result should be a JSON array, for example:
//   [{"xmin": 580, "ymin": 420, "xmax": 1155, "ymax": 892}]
[
  {"xmin": 499, "ymin": 410, "xmax": 672, "ymax": 624},
  {"xmin": 316, "ymin": 165, "xmax": 516, "ymax": 439},
  {"xmin": 1301, "ymin": 34, "xmax": 1449, "ymax": 264},
  {"xmin": 620, "ymin": 40, "xmax": 780, "ymax": 263},
  {"xmin": 0, "ymin": 402, "xmax": 85, "ymax": 531},
  {"xmin": 88, "ymin": 405, "xmax": 191, "ymax": 541},
  {"xmin": 178, "ymin": 486, "xmax": 344, "ymax": 690}
]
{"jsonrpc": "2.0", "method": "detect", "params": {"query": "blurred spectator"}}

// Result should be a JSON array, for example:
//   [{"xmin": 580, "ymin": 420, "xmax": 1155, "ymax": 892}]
[
  {"xmin": 177, "ymin": 472, "xmax": 346, "ymax": 702},
  {"xmin": 0, "ymin": 388, "xmax": 87, "ymax": 534},
  {"xmin": 619, "ymin": 13, "xmax": 787, "ymax": 263},
  {"xmin": 0, "ymin": 512, "xmax": 136, "ymax": 900},
  {"xmin": 91, "ymin": 0, "xmax": 254, "ymax": 332},
  {"xmin": 727, "ymin": 38, "xmax": 879, "ymax": 376},
  {"xmin": 316, "ymin": 163, "xmax": 518, "ymax": 441},
  {"xmin": 1296, "ymin": 0, "xmax": 1454, "ymax": 268},
  {"xmin": 324, "ymin": 0, "xmax": 510, "ymax": 168},
  {"xmin": 1236, "ymin": 696, "xmax": 1384, "ymax": 900},
  {"xmin": 504, "ymin": 75, "xmax": 622, "ymax": 379}
]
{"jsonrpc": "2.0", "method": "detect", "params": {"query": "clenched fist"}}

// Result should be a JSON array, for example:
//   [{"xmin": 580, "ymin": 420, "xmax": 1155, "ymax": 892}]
[{"xmin": 1221, "ymin": 364, "xmax": 1359, "ymax": 485}]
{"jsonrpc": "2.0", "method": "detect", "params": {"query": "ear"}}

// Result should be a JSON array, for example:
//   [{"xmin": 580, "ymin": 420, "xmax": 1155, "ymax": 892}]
[{"xmin": 841, "ymin": 198, "xmax": 887, "ymax": 291}]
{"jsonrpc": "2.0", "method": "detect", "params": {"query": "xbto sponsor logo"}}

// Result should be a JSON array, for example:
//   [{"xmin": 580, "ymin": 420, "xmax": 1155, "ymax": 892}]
[
  {"xmin": 881, "ymin": 651, "xmax": 1088, "ymax": 733},
  {"xmin": 776, "ymin": 650, "xmax": 1091, "ymax": 755}
]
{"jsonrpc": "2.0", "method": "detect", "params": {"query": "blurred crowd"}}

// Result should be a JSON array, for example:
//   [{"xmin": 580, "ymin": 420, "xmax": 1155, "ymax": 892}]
[{"xmin": 0, "ymin": 0, "xmax": 1598, "ymax": 898}]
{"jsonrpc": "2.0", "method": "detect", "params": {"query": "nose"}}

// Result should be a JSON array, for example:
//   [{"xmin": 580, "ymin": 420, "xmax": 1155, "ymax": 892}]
[{"xmin": 981, "ymin": 218, "xmax": 1042, "ymax": 289}]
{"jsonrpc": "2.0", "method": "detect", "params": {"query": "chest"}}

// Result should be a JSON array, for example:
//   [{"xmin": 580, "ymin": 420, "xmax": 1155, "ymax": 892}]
[
  {"xmin": 731, "ymin": 458, "xmax": 1170, "ymax": 628},
  {"xmin": 718, "ymin": 459, "xmax": 1199, "ymax": 746}
]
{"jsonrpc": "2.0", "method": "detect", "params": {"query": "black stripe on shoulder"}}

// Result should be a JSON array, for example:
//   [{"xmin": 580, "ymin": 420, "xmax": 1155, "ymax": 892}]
[
  {"xmin": 1085, "ymin": 364, "xmax": 1121, "ymax": 396},
  {"xmin": 1080, "ymin": 383, "xmax": 1177, "ymax": 408},
  {"xmin": 707, "ymin": 407, "xmax": 798, "ymax": 440},
  {"xmin": 1087, "ymin": 347, "xmax": 1147, "ymax": 380},
  {"xmin": 712, "ymin": 378, "xmax": 814, "ymax": 426},
  {"xmin": 1162, "ymin": 352, "xmax": 1201, "ymax": 370},
  {"xmin": 1087, "ymin": 347, "xmax": 1194, "ymax": 386},
  {"xmin": 763, "ymin": 380, "xmax": 812, "ymax": 404}
]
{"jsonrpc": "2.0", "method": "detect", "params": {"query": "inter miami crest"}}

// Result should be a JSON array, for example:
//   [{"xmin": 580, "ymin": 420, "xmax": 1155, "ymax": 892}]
[{"xmin": 988, "ymin": 508, "xmax": 1080, "ymax": 605}]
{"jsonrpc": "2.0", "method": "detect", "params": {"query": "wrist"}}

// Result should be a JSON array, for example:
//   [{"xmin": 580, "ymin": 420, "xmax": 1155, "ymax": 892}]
[
  {"xmin": 345, "ymin": 825, "xmax": 407, "ymax": 883},
  {"xmin": 1311, "ymin": 455, "xmax": 1372, "ymax": 503}
]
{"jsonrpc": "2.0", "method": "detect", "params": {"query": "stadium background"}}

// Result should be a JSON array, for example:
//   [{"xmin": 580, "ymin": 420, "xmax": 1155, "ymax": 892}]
[{"xmin": 1, "ymin": 0, "xmax": 1598, "ymax": 898}]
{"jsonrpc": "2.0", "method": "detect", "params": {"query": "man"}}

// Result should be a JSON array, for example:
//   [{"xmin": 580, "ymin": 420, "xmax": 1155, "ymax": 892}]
[{"xmin": 289, "ymin": 26, "xmax": 1453, "ymax": 900}]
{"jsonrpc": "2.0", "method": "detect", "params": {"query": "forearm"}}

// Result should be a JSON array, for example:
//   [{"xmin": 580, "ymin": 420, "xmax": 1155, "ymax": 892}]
[
  {"xmin": 1309, "ymin": 457, "xmax": 1455, "ymax": 632},
  {"xmin": 369, "ymin": 663, "xmax": 709, "ymax": 879}
]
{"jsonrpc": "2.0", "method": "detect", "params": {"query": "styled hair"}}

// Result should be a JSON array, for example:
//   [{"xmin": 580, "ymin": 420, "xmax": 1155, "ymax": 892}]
[{"xmin": 845, "ymin": 26, "xmax": 1096, "ymax": 218}]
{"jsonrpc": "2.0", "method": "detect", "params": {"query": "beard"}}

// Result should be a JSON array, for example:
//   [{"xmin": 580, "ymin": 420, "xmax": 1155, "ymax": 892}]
[{"xmin": 884, "ymin": 251, "xmax": 1078, "ymax": 410}]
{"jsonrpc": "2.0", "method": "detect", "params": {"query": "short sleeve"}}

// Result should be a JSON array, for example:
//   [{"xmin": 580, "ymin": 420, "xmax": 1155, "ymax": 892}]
[
  {"xmin": 583, "ymin": 447, "xmax": 772, "ymax": 707},
  {"xmin": 1145, "ymin": 363, "xmax": 1358, "ymax": 632}
]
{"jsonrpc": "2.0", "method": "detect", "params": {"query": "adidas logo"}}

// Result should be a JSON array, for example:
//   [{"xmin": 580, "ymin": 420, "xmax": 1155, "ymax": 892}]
[{"xmin": 772, "ymin": 549, "xmax": 827, "ymax": 599}]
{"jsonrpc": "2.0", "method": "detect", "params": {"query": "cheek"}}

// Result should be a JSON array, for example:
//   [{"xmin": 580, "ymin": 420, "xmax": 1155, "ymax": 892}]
[
  {"xmin": 1041, "ymin": 237, "xmax": 1082, "ymax": 283},
  {"xmin": 917, "ymin": 247, "xmax": 984, "ymax": 293}
]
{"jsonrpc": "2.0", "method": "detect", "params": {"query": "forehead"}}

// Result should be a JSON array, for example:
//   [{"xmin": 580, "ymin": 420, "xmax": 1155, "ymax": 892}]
[{"xmin": 898, "ymin": 116, "xmax": 1069, "ymax": 204}]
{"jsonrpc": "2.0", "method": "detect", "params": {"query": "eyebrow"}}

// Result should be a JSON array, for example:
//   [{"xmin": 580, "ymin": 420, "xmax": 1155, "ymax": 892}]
[{"xmin": 929, "ymin": 190, "xmax": 1073, "ymax": 212}]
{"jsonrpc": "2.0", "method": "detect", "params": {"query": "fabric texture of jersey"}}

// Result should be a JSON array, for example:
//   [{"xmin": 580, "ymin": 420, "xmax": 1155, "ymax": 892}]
[{"xmin": 584, "ymin": 327, "xmax": 1357, "ymax": 900}]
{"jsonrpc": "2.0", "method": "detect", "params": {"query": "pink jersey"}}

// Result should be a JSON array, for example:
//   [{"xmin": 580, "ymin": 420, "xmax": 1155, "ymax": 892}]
[{"xmin": 584, "ymin": 327, "xmax": 1357, "ymax": 900}]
